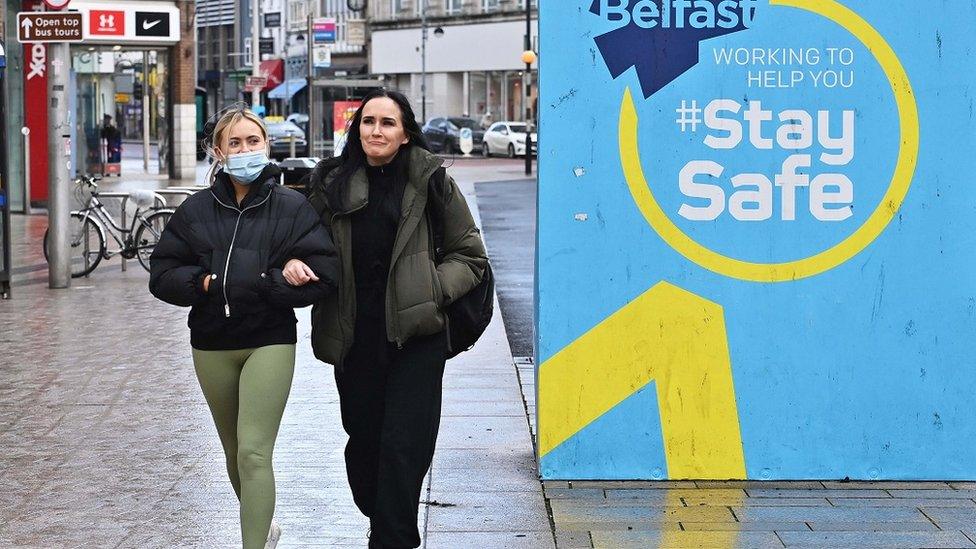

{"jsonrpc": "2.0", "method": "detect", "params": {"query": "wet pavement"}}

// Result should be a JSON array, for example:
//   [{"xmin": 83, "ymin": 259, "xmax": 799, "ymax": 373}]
[
  {"xmin": 0, "ymin": 158, "xmax": 553, "ymax": 548},
  {"xmin": 478, "ymin": 171, "xmax": 976, "ymax": 549},
  {"xmin": 5, "ymin": 156, "xmax": 976, "ymax": 548}
]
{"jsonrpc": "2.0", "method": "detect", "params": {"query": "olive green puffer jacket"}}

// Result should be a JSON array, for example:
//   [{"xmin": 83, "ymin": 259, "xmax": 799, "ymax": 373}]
[{"xmin": 306, "ymin": 146, "xmax": 488, "ymax": 368}]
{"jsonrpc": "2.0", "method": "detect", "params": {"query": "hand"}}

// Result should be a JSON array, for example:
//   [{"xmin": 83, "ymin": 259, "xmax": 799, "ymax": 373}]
[
  {"xmin": 282, "ymin": 259, "xmax": 319, "ymax": 287},
  {"xmin": 202, "ymin": 273, "xmax": 211, "ymax": 293}
]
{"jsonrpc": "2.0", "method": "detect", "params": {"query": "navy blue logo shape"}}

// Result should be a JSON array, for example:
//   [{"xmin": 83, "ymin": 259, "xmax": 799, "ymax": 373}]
[{"xmin": 589, "ymin": 0, "xmax": 758, "ymax": 98}]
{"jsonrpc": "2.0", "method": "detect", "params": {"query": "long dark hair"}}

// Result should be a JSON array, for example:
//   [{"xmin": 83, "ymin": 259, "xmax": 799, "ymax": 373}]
[{"xmin": 326, "ymin": 89, "xmax": 430, "ymax": 210}]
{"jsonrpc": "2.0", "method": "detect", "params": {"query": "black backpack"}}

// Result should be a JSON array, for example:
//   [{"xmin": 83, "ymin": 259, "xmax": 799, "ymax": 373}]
[{"xmin": 427, "ymin": 168, "xmax": 494, "ymax": 358}]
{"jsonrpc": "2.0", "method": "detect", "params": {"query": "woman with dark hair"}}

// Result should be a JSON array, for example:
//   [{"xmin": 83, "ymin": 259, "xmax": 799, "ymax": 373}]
[{"xmin": 302, "ymin": 89, "xmax": 488, "ymax": 548}]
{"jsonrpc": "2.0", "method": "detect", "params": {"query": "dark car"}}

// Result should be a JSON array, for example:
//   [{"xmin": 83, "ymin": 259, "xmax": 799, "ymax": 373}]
[
  {"xmin": 267, "ymin": 121, "xmax": 309, "ymax": 160},
  {"xmin": 422, "ymin": 117, "xmax": 485, "ymax": 154}
]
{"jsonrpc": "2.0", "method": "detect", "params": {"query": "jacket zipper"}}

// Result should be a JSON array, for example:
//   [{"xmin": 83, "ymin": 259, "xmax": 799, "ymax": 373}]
[
  {"xmin": 331, "ymin": 205, "xmax": 367, "ymax": 366},
  {"xmin": 211, "ymin": 190, "xmax": 273, "ymax": 318}
]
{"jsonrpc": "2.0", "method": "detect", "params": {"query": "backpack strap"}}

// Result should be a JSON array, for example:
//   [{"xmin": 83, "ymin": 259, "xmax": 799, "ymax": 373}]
[{"xmin": 427, "ymin": 167, "xmax": 448, "ymax": 263}]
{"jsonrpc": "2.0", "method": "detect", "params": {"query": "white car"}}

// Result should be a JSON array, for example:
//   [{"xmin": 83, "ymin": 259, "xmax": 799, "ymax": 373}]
[{"xmin": 482, "ymin": 121, "xmax": 538, "ymax": 158}]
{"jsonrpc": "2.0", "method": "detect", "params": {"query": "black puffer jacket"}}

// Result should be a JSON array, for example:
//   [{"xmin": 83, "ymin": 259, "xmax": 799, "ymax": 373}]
[{"xmin": 149, "ymin": 165, "xmax": 339, "ymax": 350}]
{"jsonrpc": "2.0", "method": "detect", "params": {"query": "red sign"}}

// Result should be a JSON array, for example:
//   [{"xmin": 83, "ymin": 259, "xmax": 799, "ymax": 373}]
[
  {"xmin": 22, "ymin": 0, "xmax": 48, "ymax": 202},
  {"xmin": 89, "ymin": 10, "xmax": 124, "ymax": 36},
  {"xmin": 243, "ymin": 76, "xmax": 267, "ymax": 93},
  {"xmin": 333, "ymin": 101, "xmax": 361, "ymax": 135},
  {"xmin": 258, "ymin": 59, "xmax": 284, "ymax": 90},
  {"xmin": 332, "ymin": 101, "xmax": 361, "ymax": 156}
]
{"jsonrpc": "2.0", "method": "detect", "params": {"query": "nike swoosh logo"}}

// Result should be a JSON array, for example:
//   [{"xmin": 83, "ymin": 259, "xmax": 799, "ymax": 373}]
[{"xmin": 142, "ymin": 19, "xmax": 161, "ymax": 30}]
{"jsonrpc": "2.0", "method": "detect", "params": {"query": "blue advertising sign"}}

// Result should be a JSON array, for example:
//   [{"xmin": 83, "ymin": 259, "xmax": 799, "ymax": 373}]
[{"xmin": 537, "ymin": 0, "xmax": 976, "ymax": 480}]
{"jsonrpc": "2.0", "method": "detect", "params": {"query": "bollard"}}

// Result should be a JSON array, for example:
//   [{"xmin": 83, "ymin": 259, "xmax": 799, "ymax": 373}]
[{"xmin": 21, "ymin": 127, "xmax": 31, "ymax": 215}]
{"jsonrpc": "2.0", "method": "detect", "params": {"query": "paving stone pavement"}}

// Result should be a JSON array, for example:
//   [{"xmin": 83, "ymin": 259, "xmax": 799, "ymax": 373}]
[
  {"xmin": 7, "ymin": 158, "xmax": 976, "ymax": 548},
  {"xmin": 474, "ymin": 174, "xmax": 976, "ymax": 549},
  {"xmin": 0, "ymin": 159, "xmax": 554, "ymax": 548},
  {"xmin": 541, "ymin": 480, "xmax": 976, "ymax": 548}
]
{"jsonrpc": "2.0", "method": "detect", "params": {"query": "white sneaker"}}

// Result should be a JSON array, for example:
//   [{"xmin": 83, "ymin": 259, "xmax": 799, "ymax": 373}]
[{"xmin": 265, "ymin": 520, "xmax": 282, "ymax": 549}]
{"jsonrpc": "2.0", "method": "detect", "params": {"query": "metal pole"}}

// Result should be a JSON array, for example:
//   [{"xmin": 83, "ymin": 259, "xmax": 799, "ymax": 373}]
[
  {"xmin": 283, "ymin": 47, "xmax": 290, "ymax": 118},
  {"xmin": 5, "ymin": 1, "xmax": 27, "ymax": 215},
  {"xmin": 47, "ymin": 43, "xmax": 71, "ymax": 289},
  {"xmin": 307, "ymin": 13, "xmax": 315, "ymax": 157},
  {"xmin": 251, "ymin": 0, "xmax": 260, "ymax": 110},
  {"xmin": 524, "ymin": 0, "xmax": 533, "ymax": 176},
  {"xmin": 421, "ymin": 0, "xmax": 427, "ymax": 123},
  {"xmin": 143, "ymin": 51, "xmax": 150, "ymax": 172},
  {"xmin": 0, "ymin": 58, "xmax": 9, "ymax": 299}
]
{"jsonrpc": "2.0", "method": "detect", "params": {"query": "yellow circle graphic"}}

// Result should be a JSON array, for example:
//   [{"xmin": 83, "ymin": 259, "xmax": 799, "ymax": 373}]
[{"xmin": 620, "ymin": 0, "xmax": 920, "ymax": 283}]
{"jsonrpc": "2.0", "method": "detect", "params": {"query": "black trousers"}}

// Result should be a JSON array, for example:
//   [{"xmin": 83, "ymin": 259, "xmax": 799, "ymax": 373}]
[{"xmin": 335, "ymin": 331, "xmax": 447, "ymax": 549}]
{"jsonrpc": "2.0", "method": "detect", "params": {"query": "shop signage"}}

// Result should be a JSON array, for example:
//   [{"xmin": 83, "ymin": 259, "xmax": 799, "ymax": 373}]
[
  {"xmin": 312, "ymin": 18, "xmax": 336, "ymax": 44},
  {"xmin": 22, "ymin": 0, "xmax": 48, "ymax": 202},
  {"xmin": 68, "ymin": 1, "xmax": 180, "ymax": 43},
  {"xmin": 134, "ymin": 11, "xmax": 170, "ymax": 38},
  {"xmin": 346, "ymin": 19, "xmax": 366, "ymax": 47},
  {"xmin": 312, "ymin": 45, "xmax": 331, "ymax": 68},
  {"xmin": 264, "ymin": 12, "xmax": 281, "ymax": 28},
  {"xmin": 244, "ymin": 75, "xmax": 268, "ymax": 90},
  {"xmin": 89, "ymin": 9, "xmax": 123, "ymax": 36},
  {"xmin": 17, "ymin": 12, "xmax": 83, "ymax": 42}
]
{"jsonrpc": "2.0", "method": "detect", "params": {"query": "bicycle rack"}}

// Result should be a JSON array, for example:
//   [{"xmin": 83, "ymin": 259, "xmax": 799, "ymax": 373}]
[
  {"xmin": 98, "ymin": 191, "xmax": 167, "ymax": 272},
  {"xmin": 152, "ymin": 188, "xmax": 200, "ymax": 209}
]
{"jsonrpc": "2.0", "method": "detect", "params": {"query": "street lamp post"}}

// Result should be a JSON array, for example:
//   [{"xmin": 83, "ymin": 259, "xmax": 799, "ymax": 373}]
[
  {"xmin": 421, "ymin": 0, "xmax": 428, "ymax": 123},
  {"xmin": 523, "ymin": 1, "xmax": 536, "ymax": 176},
  {"xmin": 420, "ymin": 3, "xmax": 444, "ymax": 124}
]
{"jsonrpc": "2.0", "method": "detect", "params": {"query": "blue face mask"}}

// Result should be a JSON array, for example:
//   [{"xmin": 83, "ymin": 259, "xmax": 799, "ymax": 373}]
[{"xmin": 223, "ymin": 150, "xmax": 270, "ymax": 184}]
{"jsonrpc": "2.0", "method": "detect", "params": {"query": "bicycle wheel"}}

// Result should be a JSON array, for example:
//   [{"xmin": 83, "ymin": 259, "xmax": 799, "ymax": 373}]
[
  {"xmin": 43, "ymin": 213, "xmax": 106, "ymax": 278},
  {"xmin": 134, "ymin": 209, "xmax": 174, "ymax": 272}
]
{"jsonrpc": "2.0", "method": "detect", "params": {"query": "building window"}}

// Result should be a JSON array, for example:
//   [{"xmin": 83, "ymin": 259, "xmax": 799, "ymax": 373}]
[
  {"xmin": 393, "ymin": 0, "xmax": 405, "ymax": 15},
  {"xmin": 446, "ymin": 0, "xmax": 462, "ymax": 14},
  {"xmin": 289, "ymin": 0, "xmax": 308, "ymax": 30},
  {"xmin": 484, "ymin": 0, "xmax": 500, "ymax": 12}
]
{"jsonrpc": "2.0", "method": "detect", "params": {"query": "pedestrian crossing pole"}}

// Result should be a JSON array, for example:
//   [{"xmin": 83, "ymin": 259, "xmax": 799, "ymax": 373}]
[{"xmin": 47, "ymin": 42, "xmax": 71, "ymax": 289}]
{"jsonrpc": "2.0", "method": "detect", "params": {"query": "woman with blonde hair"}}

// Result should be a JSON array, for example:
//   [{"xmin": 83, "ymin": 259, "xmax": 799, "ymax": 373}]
[{"xmin": 149, "ymin": 107, "xmax": 338, "ymax": 548}]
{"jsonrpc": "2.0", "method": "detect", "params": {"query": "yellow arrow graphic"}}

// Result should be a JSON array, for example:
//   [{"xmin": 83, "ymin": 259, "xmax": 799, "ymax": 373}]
[{"xmin": 538, "ymin": 281, "xmax": 746, "ymax": 479}]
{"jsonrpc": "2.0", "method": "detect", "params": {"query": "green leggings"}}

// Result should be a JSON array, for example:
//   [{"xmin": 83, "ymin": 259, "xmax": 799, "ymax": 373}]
[{"xmin": 192, "ymin": 344, "xmax": 295, "ymax": 549}]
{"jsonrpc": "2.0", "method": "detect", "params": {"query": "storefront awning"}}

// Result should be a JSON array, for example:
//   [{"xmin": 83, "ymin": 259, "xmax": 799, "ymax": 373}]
[{"xmin": 268, "ymin": 78, "xmax": 307, "ymax": 101}]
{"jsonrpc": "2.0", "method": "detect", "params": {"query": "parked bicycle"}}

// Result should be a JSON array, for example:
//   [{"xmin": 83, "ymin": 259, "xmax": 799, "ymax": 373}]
[{"xmin": 43, "ymin": 175, "xmax": 175, "ymax": 277}]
